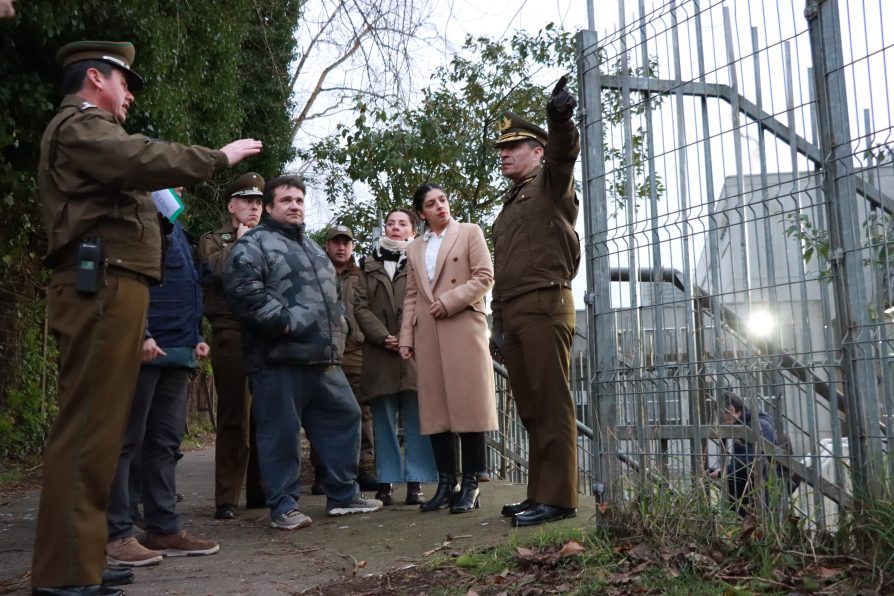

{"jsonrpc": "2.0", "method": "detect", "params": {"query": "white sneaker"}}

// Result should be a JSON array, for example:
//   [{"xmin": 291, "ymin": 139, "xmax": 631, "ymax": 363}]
[
  {"xmin": 271, "ymin": 508, "xmax": 313, "ymax": 530},
  {"xmin": 326, "ymin": 496, "xmax": 384, "ymax": 517}
]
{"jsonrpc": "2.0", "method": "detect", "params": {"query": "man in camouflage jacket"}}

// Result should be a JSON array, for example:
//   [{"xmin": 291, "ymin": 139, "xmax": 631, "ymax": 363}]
[{"xmin": 223, "ymin": 175, "xmax": 382, "ymax": 529}]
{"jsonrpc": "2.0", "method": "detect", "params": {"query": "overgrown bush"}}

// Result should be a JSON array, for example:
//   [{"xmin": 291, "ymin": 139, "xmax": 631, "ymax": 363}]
[{"xmin": 0, "ymin": 295, "xmax": 57, "ymax": 459}]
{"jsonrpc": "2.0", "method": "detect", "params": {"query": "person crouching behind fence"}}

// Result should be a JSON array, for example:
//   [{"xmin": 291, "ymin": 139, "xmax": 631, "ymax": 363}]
[{"xmin": 708, "ymin": 391, "xmax": 779, "ymax": 517}]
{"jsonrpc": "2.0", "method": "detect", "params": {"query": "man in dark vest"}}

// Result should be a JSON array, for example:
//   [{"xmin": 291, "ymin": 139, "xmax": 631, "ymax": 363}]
[
  {"xmin": 490, "ymin": 77, "xmax": 581, "ymax": 527},
  {"xmin": 198, "ymin": 173, "xmax": 267, "ymax": 520},
  {"xmin": 33, "ymin": 40, "xmax": 261, "ymax": 595}
]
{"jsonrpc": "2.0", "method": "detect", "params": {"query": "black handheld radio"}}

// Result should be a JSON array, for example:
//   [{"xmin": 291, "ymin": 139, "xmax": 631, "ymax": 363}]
[{"xmin": 75, "ymin": 237, "xmax": 103, "ymax": 294}]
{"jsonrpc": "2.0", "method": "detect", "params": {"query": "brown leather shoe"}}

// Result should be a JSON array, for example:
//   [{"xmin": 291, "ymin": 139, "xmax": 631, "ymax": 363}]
[
  {"xmin": 143, "ymin": 529, "xmax": 220, "ymax": 557},
  {"xmin": 106, "ymin": 536, "xmax": 162, "ymax": 567}
]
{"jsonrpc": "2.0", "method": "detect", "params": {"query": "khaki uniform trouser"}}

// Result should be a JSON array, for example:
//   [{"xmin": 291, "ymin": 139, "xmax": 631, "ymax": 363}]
[
  {"xmin": 342, "ymin": 348, "xmax": 375, "ymax": 468},
  {"xmin": 210, "ymin": 326, "xmax": 262, "ymax": 507},
  {"xmin": 32, "ymin": 273, "xmax": 148, "ymax": 588},
  {"xmin": 502, "ymin": 286, "xmax": 578, "ymax": 509}
]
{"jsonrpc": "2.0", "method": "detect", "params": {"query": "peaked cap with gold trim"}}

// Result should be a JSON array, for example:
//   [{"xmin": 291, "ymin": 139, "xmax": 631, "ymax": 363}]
[
  {"xmin": 56, "ymin": 40, "xmax": 145, "ymax": 91},
  {"xmin": 223, "ymin": 172, "xmax": 265, "ymax": 203},
  {"xmin": 493, "ymin": 111, "xmax": 548, "ymax": 148}
]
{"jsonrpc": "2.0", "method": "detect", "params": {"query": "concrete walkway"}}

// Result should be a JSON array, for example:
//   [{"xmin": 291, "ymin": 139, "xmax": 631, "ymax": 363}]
[{"xmin": 0, "ymin": 447, "xmax": 594, "ymax": 595}]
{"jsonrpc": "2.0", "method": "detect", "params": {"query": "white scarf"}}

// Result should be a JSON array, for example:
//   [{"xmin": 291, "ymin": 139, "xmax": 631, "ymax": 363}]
[{"xmin": 376, "ymin": 236, "xmax": 411, "ymax": 279}]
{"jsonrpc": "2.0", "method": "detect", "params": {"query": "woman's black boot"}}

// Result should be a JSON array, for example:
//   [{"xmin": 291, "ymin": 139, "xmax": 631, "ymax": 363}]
[
  {"xmin": 450, "ymin": 472, "xmax": 480, "ymax": 514},
  {"xmin": 420, "ymin": 473, "xmax": 457, "ymax": 512}
]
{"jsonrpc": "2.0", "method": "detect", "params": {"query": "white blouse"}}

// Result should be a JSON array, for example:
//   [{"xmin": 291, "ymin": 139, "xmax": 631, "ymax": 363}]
[{"xmin": 422, "ymin": 225, "xmax": 448, "ymax": 285}]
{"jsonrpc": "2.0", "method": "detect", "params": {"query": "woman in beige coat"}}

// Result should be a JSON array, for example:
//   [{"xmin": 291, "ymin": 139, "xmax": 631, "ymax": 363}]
[{"xmin": 399, "ymin": 183, "xmax": 497, "ymax": 514}]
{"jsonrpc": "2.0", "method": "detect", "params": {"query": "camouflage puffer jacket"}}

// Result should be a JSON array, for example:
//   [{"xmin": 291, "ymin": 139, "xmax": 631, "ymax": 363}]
[{"xmin": 223, "ymin": 218, "xmax": 348, "ymax": 372}]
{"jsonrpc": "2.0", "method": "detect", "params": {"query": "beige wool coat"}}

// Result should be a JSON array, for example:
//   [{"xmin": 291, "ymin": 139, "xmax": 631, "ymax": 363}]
[{"xmin": 399, "ymin": 219, "xmax": 498, "ymax": 434}]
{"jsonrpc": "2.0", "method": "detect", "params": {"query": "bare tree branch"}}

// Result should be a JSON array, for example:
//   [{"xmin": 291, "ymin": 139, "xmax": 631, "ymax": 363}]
[{"xmin": 289, "ymin": 0, "xmax": 438, "ymax": 144}]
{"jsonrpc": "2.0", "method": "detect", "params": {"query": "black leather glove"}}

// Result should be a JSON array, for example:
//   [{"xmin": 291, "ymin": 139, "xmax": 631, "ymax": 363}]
[
  {"xmin": 489, "ymin": 318, "xmax": 505, "ymax": 364},
  {"xmin": 546, "ymin": 75, "xmax": 577, "ymax": 122}
]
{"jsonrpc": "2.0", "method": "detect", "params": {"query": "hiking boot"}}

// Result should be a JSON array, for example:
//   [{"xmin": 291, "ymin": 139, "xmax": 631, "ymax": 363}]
[
  {"xmin": 326, "ymin": 495, "xmax": 383, "ymax": 517},
  {"xmin": 356, "ymin": 470, "xmax": 378, "ymax": 492},
  {"xmin": 106, "ymin": 536, "xmax": 163, "ymax": 567},
  {"xmin": 143, "ymin": 529, "xmax": 220, "ymax": 557},
  {"xmin": 310, "ymin": 480, "xmax": 326, "ymax": 495},
  {"xmin": 214, "ymin": 504, "xmax": 238, "ymax": 520},
  {"xmin": 405, "ymin": 482, "xmax": 424, "ymax": 505},
  {"xmin": 271, "ymin": 508, "xmax": 313, "ymax": 530},
  {"xmin": 375, "ymin": 482, "xmax": 393, "ymax": 505}
]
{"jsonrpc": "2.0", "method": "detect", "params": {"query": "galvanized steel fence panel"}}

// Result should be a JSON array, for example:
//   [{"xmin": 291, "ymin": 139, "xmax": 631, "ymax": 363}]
[{"xmin": 576, "ymin": 0, "xmax": 893, "ymax": 527}]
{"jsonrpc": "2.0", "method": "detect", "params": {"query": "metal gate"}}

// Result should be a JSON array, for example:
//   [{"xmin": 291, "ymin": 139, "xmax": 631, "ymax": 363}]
[{"xmin": 577, "ymin": 0, "xmax": 894, "ymax": 527}]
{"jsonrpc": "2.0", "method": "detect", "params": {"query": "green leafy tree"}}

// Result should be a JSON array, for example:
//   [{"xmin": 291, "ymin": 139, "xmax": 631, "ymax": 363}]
[{"xmin": 302, "ymin": 24, "xmax": 577, "ymax": 245}]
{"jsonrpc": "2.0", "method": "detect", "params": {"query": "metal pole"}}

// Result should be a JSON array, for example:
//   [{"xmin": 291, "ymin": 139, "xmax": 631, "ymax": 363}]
[
  {"xmin": 577, "ymin": 29, "xmax": 620, "ymax": 504},
  {"xmin": 692, "ymin": 0, "xmax": 722, "ymax": 482},
  {"xmin": 637, "ymin": 0, "xmax": 669, "ymax": 480},
  {"xmin": 784, "ymin": 40, "xmax": 827, "ymax": 528},
  {"xmin": 806, "ymin": 0, "xmax": 886, "ymax": 500},
  {"xmin": 723, "ymin": 7, "xmax": 753, "ymax": 317}
]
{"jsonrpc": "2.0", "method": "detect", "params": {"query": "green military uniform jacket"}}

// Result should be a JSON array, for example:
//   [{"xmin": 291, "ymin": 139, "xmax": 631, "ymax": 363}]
[
  {"xmin": 198, "ymin": 222, "xmax": 242, "ymax": 330},
  {"xmin": 39, "ymin": 94, "xmax": 229, "ymax": 281},
  {"xmin": 491, "ymin": 117, "xmax": 581, "ymax": 318}
]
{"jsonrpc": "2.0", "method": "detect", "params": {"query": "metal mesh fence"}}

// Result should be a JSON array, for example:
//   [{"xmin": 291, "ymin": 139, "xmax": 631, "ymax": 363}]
[{"xmin": 577, "ymin": 0, "xmax": 893, "ymax": 527}]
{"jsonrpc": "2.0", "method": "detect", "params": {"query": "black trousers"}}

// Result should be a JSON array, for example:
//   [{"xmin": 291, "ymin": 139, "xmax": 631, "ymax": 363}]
[{"xmin": 429, "ymin": 432, "xmax": 485, "ymax": 475}]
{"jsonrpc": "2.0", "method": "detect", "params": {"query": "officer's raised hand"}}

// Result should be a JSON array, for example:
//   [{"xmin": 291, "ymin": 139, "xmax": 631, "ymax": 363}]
[
  {"xmin": 219, "ymin": 138, "xmax": 264, "ymax": 166},
  {"xmin": 546, "ymin": 75, "xmax": 577, "ymax": 122}
]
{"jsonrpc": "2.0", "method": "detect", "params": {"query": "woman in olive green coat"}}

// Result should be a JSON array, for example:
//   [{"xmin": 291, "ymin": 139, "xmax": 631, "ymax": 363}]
[{"xmin": 355, "ymin": 208, "xmax": 437, "ymax": 505}]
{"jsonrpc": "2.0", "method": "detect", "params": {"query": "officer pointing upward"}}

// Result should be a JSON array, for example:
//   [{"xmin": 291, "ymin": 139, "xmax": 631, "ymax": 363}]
[
  {"xmin": 32, "ymin": 40, "xmax": 261, "ymax": 596},
  {"xmin": 490, "ymin": 77, "xmax": 581, "ymax": 528}
]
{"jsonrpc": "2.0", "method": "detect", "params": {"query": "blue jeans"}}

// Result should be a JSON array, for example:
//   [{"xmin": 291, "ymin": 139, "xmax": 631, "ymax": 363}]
[
  {"xmin": 250, "ymin": 365, "xmax": 361, "ymax": 517},
  {"xmin": 107, "ymin": 366, "xmax": 189, "ymax": 539},
  {"xmin": 369, "ymin": 391, "xmax": 437, "ymax": 483}
]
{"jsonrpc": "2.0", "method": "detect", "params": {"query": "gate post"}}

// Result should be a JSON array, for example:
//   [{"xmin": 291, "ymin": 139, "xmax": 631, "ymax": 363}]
[
  {"xmin": 805, "ymin": 0, "xmax": 886, "ymax": 500},
  {"xmin": 577, "ymin": 30, "xmax": 621, "ymax": 505}
]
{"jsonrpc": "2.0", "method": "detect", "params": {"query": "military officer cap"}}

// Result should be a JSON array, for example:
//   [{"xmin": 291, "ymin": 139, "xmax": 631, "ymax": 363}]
[
  {"xmin": 326, "ymin": 225, "xmax": 354, "ymax": 242},
  {"xmin": 224, "ymin": 172, "xmax": 265, "ymax": 202},
  {"xmin": 494, "ymin": 111, "xmax": 548, "ymax": 148},
  {"xmin": 56, "ymin": 40, "xmax": 145, "ymax": 91}
]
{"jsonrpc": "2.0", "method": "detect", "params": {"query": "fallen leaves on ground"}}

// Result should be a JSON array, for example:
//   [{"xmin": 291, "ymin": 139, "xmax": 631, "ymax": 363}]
[{"xmin": 298, "ymin": 537, "xmax": 890, "ymax": 596}]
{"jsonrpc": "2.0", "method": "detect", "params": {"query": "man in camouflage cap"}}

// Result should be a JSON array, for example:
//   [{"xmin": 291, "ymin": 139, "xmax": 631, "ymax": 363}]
[
  {"xmin": 32, "ymin": 40, "xmax": 261, "ymax": 595},
  {"xmin": 224, "ymin": 175, "xmax": 383, "ymax": 531},
  {"xmin": 490, "ymin": 77, "xmax": 581, "ymax": 527},
  {"xmin": 198, "ymin": 173, "xmax": 267, "ymax": 521}
]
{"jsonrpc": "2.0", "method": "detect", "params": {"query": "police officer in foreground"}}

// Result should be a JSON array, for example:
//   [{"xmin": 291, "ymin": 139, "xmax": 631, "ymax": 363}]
[
  {"xmin": 33, "ymin": 40, "xmax": 261, "ymax": 595},
  {"xmin": 198, "ymin": 173, "xmax": 267, "ymax": 520},
  {"xmin": 490, "ymin": 77, "xmax": 581, "ymax": 527}
]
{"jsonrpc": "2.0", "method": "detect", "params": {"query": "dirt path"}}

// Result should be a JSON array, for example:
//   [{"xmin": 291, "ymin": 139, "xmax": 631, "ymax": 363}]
[{"xmin": 0, "ymin": 447, "xmax": 594, "ymax": 595}]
